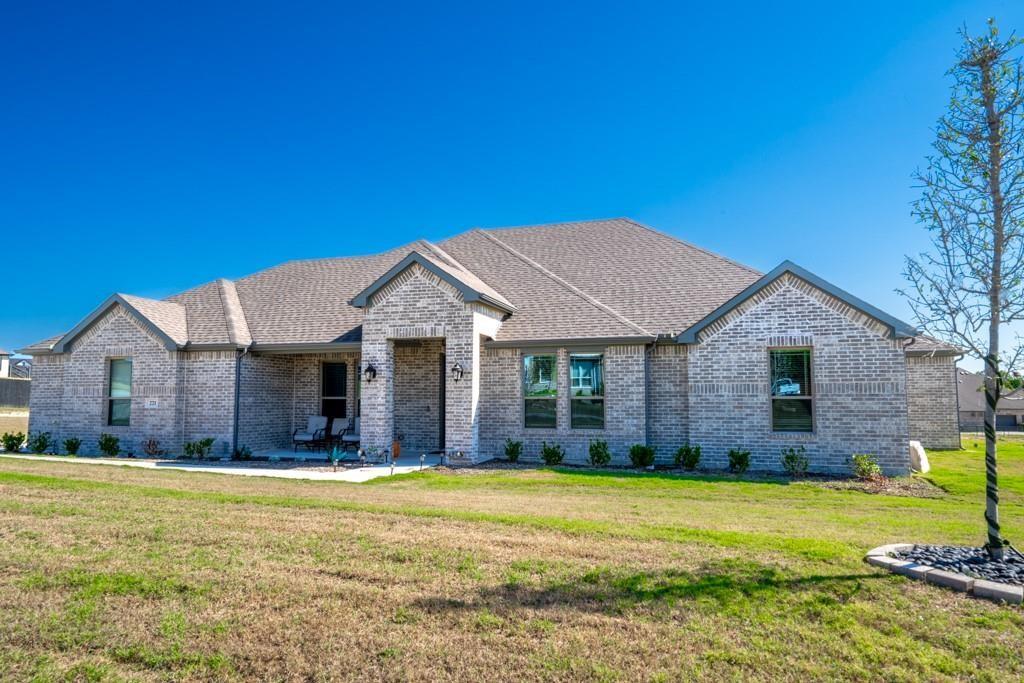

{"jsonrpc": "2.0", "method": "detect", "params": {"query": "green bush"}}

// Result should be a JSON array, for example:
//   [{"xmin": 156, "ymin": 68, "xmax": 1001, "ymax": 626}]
[
  {"xmin": 1, "ymin": 431, "xmax": 24, "ymax": 453},
  {"xmin": 63, "ymin": 438, "xmax": 81, "ymax": 456},
  {"xmin": 540, "ymin": 442, "xmax": 565, "ymax": 466},
  {"xmin": 674, "ymin": 443, "xmax": 701, "ymax": 470},
  {"xmin": 780, "ymin": 445, "xmax": 809, "ymax": 477},
  {"xmin": 628, "ymin": 444, "xmax": 656, "ymax": 468},
  {"xmin": 27, "ymin": 432, "xmax": 52, "ymax": 455},
  {"xmin": 233, "ymin": 445, "xmax": 252, "ymax": 461},
  {"xmin": 504, "ymin": 438, "xmax": 523, "ymax": 463},
  {"xmin": 851, "ymin": 453, "xmax": 883, "ymax": 481},
  {"xmin": 184, "ymin": 438, "xmax": 215, "ymax": 459},
  {"xmin": 728, "ymin": 448, "xmax": 750, "ymax": 474},
  {"xmin": 98, "ymin": 433, "xmax": 120, "ymax": 457},
  {"xmin": 588, "ymin": 439, "xmax": 611, "ymax": 466}
]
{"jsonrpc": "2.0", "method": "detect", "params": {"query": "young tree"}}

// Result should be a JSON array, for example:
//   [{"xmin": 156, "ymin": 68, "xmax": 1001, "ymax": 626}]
[{"xmin": 901, "ymin": 20, "xmax": 1024, "ymax": 560}]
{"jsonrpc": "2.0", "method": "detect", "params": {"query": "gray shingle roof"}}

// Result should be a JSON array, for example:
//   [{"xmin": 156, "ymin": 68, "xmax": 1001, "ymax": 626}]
[
  {"xmin": 467, "ymin": 219, "xmax": 762, "ymax": 336},
  {"xmin": 21, "ymin": 217, "xmax": 924, "ymax": 353},
  {"xmin": 117, "ymin": 295, "xmax": 189, "ymax": 347},
  {"xmin": 906, "ymin": 334, "xmax": 963, "ymax": 356}
]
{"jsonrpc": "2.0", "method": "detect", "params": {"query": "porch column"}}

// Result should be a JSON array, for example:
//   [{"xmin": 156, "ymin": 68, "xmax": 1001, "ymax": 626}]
[
  {"xmin": 360, "ymin": 337, "xmax": 394, "ymax": 454},
  {"xmin": 445, "ymin": 310, "xmax": 502, "ymax": 461}
]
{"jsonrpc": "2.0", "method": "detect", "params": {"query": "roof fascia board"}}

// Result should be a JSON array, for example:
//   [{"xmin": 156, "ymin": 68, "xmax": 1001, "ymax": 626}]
[
  {"xmin": 485, "ymin": 335, "xmax": 656, "ymax": 349},
  {"xmin": 675, "ymin": 261, "xmax": 919, "ymax": 344},
  {"xmin": 250, "ymin": 342, "xmax": 363, "ymax": 354},
  {"xmin": 53, "ymin": 294, "xmax": 181, "ymax": 353},
  {"xmin": 349, "ymin": 252, "xmax": 516, "ymax": 314}
]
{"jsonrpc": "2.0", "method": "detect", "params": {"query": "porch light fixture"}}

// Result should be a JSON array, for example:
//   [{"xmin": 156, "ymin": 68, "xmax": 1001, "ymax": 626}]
[
  {"xmin": 451, "ymin": 362, "xmax": 464, "ymax": 382},
  {"xmin": 363, "ymin": 363, "xmax": 377, "ymax": 383}
]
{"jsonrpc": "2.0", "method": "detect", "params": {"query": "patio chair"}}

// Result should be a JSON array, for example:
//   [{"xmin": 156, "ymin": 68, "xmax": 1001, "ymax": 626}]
[
  {"xmin": 326, "ymin": 418, "xmax": 351, "ymax": 450},
  {"xmin": 292, "ymin": 416, "xmax": 328, "ymax": 452},
  {"xmin": 340, "ymin": 417, "xmax": 360, "ymax": 451}
]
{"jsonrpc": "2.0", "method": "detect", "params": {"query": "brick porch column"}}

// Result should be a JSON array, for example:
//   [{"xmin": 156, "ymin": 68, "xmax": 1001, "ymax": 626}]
[{"xmin": 360, "ymin": 337, "xmax": 394, "ymax": 454}]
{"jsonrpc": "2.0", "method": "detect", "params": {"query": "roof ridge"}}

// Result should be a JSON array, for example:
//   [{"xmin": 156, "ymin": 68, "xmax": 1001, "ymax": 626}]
[
  {"xmin": 475, "ymin": 217, "xmax": 626, "ymax": 232},
  {"xmin": 619, "ymin": 218, "xmax": 763, "ymax": 277},
  {"xmin": 216, "ymin": 278, "xmax": 252, "ymax": 347},
  {"xmin": 473, "ymin": 229, "xmax": 653, "ymax": 337}
]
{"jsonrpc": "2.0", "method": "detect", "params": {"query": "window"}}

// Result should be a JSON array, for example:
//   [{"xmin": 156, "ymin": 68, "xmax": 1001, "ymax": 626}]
[
  {"xmin": 107, "ymin": 358, "xmax": 132, "ymax": 426},
  {"xmin": 770, "ymin": 349, "xmax": 812, "ymax": 432},
  {"xmin": 523, "ymin": 354, "xmax": 556, "ymax": 428},
  {"xmin": 321, "ymin": 362, "xmax": 348, "ymax": 419},
  {"xmin": 570, "ymin": 354, "xmax": 604, "ymax": 429}
]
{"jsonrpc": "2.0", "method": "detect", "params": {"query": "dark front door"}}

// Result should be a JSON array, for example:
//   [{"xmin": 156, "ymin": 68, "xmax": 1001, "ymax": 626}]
[{"xmin": 438, "ymin": 352, "xmax": 446, "ymax": 450}]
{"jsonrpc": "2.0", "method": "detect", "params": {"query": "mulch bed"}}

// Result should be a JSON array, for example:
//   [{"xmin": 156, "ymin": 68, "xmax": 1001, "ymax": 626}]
[{"xmin": 434, "ymin": 460, "xmax": 946, "ymax": 498}]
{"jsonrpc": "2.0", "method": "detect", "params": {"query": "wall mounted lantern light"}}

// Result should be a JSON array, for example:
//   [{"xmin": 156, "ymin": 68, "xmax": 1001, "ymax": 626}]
[
  {"xmin": 451, "ymin": 362, "xmax": 464, "ymax": 382},
  {"xmin": 363, "ymin": 363, "xmax": 377, "ymax": 383}
]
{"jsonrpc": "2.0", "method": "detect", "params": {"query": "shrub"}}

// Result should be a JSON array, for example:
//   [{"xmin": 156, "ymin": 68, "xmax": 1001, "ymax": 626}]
[
  {"xmin": 728, "ymin": 448, "xmax": 750, "ymax": 474},
  {"xmin": 504, "ymin": 438, "xmax": 523, "ymax": 463},
  {"xmin": 233, "ymin": 445, "xmax": 252, "ymax": 461},
  {"xmin": 141, "ymin": 439, "xmax": 165, "ymax": 457},
  {"xmin": 63, "ymin": 437, "xmax": 81, "ymax": 456},
  {"xmin": 851, "ymin": 453, "xmax": 883, "ymax": 481},
  {"xmin": 26, "ymin": 432, "xmax": 51, "ymax": 454},
  {"xmin": 780, "ymin": 445, "xmax": 809, "ymax": 477},
  {"xmin": 540, "ymin": 442, "xmax": 565, "ymax": 466},
  {"xmin": 588, "ymin": 439, "xmax": 611, "ymax": 466},
  {"xmin": 98, "ymin": 433, "xmax": 120, "ymax": 457},
  {"xmin": 674, "ymin": 443, "xmax": 701, "ymax": 470},
  {"xmin": 184, "ymin": 438, "xmax": 215, "ymax": 460},
  {"xmin": 628, "ymin": 444, "xmax": 656, "ymax": 469},
  {"xmin": 1, "ymin": 431, "xmax": 25, "ymax": 453}
]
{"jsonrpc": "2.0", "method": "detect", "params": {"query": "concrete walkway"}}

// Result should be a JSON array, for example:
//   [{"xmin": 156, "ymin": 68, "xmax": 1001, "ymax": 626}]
[{"xmin": 0, "ymin": 453, "xmax": 440, "ymax": 482}]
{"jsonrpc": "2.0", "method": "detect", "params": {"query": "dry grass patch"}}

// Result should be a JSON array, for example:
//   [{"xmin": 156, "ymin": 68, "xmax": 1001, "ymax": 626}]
[{"xmin": 0, "ymin": 448, "xmax": 1023, "ymax": 680}]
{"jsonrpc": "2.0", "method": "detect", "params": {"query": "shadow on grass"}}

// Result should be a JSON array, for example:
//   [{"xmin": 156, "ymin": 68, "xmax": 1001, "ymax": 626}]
[{"xmin": 412, "ymin": 559, "xmax": 885, "ymax": 614}]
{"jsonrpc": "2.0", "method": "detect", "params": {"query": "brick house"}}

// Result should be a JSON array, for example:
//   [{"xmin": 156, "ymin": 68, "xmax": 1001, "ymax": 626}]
[{"xmin": 21, "ymin": 219, "xmax": 960, "ymax": 472}]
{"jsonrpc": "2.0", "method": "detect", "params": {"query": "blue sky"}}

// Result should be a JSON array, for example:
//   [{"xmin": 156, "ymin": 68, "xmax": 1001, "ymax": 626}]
[{"xmin": 3, "ymin": 1, "xmax": 1023, "ymax": 359}]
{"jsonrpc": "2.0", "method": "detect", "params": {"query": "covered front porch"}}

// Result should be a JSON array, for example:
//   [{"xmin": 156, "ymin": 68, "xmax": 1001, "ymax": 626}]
[{"xmin": 236, "ymin": 337, "xmax": 457, "ymax": 460}]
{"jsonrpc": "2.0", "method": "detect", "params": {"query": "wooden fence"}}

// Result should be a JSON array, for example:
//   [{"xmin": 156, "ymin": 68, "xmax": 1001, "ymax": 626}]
[{"xmin": 0, "ymin": 378, "xmax": 30, "ymax": 409}]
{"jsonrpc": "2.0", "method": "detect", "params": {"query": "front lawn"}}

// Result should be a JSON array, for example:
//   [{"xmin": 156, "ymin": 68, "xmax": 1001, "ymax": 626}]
[{"xmin": 0, "ymin": 441, "xmax": 1022, "ymax": 681}]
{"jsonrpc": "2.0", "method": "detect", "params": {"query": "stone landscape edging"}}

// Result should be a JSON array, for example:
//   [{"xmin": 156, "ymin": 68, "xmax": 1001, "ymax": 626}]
[{"xmin": 865, "ymin": 544, "xmax": 1023, "ymax": 605}]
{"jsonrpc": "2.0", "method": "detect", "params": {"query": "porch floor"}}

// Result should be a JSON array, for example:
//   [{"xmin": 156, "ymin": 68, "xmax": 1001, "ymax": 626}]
[{"xmin": 0, "ymin": 452, "xmax": 441, "ymax": 483}]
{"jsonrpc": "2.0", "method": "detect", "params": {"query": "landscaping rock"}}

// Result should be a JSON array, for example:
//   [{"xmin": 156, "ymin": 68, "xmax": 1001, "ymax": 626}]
[
  {"xmin": 893, "ymin": 545, "xmax": 1024, "ymax": 587},
  {"xmin": 908, "ymin": 441, "xmax": 930, "ymax": 473}
]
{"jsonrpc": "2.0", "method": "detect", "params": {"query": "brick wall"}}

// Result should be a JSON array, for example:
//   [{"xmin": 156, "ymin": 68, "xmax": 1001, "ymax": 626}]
[
  {"xmin": 906, "ymin": 355, "xmax": 961, "ymax": 449},
  {"xmin": 26, "ymin": 304, "xmax": 237, "ymax": 457},
  {"xmin": 291, "ymin": 353, "xmax": 360, "ymax": 431},
  {"xmin": 238, "ymin": 353, "xmax": 294, "ymax": 451},
  {"xmin": 687, "ymin": 274, "xmax": 911, "ymax": 474},
  {"xmin": 478, "ymin": 344, "xmax": 648, "ymax": 464},
  {"xmin": 393, "ymin": 339, "xmax": 443, "ymax": 454},
  {"xmin": 648, "ymin": 344, "xmax": 689, "ymax": 458},
  {"xmin": 361, "ymin": 263, "xmax": 484, "ymax": 458},
  {"xmin": 182, "ymin": 351, "xmax": 236, "ymax": 457}
]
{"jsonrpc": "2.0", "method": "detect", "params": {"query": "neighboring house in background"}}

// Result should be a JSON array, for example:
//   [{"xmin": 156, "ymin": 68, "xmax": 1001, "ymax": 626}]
[
  {"xmin": 957, "ymin": 369, "xmax": 1024, "ymax": 431},
  {"xmin": 9, "ymin": 358, "xmax": 32, "ymax": 379},
  {"xmin": 0, "ymin": 349, "xmax": 31, "ymax": 409},
  {"xmin": 0, "ymin": 350, "xmax": 32, "ymax": 379},
  {"xmin": 20, "ymin": 219, "xmax": 961, "ymax": 473}
]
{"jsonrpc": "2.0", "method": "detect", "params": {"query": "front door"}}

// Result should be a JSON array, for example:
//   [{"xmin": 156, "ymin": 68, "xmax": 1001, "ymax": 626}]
[{"xmin": 438, "ymin": 352, "xmax": 446, "ymax": 450}]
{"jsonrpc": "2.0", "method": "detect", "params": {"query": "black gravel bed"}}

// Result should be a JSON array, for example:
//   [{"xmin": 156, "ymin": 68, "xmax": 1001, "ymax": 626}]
[{"xmin": 892, "ymin": 545, "xmax": 1024, "ymax": 587}]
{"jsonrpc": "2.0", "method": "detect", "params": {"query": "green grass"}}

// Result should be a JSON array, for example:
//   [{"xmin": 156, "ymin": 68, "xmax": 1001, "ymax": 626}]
[{"xmin": 0, "ymin": 439, "xmax": 1022, "ymax": 680}]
